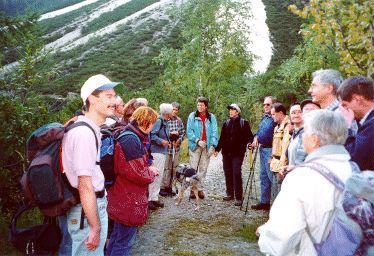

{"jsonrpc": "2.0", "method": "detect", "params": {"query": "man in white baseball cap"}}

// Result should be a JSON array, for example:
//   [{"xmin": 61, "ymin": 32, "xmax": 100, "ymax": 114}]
[
  {"xmin": 60, "ymin": 74, "xmax": 123, "ymax": 255},
  {"xmin": 81, "ymin": 74, "xmax": 123, "ymax": 103}
]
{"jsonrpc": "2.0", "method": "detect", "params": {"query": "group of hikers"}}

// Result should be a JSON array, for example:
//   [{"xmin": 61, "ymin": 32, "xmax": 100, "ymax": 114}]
[
  {"xmin": 252, "ymin": 70, "xmax": 374, "ymax": 255},
  {"xmin": 58, "ymin": 68, "xmax": 374, "ymax": 256}
]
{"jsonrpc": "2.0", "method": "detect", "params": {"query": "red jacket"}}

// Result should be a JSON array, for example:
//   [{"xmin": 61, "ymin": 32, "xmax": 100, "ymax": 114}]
[{"xmin": 107, "ymin": 124, "xmax": 156, "ymax": 226}]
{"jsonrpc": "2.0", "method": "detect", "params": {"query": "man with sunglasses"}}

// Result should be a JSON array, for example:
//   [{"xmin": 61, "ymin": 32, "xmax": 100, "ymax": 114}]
[{"xmin": 249, "ymin": 96, "xmax": 277, "ymax": 210}]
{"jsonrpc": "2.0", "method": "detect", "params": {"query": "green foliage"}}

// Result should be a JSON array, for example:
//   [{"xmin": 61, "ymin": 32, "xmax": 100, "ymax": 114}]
[
  {"xmin": 289, "ymin": 0, "xmax": 374, "ymax": 77},
  {"xmin": 81, "ymin": 0, "xmax": 161, "ymax": 36},
  {"xmin": 0, "ymin": 11, "xmax": 56, "ymax": 214},
  {"xmin": 262, "ymin": 0, "xmax": 304, "ymax": 71},
  {"xmin": 0, "ymin": 11, "xmax": 41, "ymax": 66},
  {"xmin": 154, "ymin": 0, "xmax": 255, "ymax": 125},
  {"xmin": 243, "ymin": 36, "xmax": 342, "ymax": 110}
]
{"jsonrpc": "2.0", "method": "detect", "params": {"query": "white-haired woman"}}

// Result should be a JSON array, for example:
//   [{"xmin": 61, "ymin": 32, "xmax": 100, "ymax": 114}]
[
  {"xmin": 148, "ymin": 103, "xmax": 173, "ymax": 210},
  {"xmin": 257, "ymin": 109, "xmax": 354, "ymax": 255}
]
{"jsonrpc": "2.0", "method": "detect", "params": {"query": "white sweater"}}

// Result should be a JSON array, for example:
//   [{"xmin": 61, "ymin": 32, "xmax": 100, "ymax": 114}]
[{"xmin": 258, "ymin": 145, "xmax": 353, "ymax": 256}]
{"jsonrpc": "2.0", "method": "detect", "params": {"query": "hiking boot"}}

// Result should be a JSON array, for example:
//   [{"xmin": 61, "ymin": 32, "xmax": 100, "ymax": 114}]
[
  {"xmin": 223, "ymin": 195, "xmax": 234, "ymax": 201},
  {"xmin": 234, "ymin": 200, "xmax": 242, "ymax": 206},
  {"xmin": 198, "ymin": 191, "xmax": 205, "ymax": 199},
  {"xmin": 152, "ymin": 200, "xmax": 164, "ymax": 208},
  {"xmin": 251, "ymin": 202, "xmax": 270, "ymax": 210},
  {"xmin": 148, "ymin": 201, "xmax": 156, "ymax": 210},
  {"xmin": 159, "ymin": 189, "xmax": 168, "ymax": 197}
]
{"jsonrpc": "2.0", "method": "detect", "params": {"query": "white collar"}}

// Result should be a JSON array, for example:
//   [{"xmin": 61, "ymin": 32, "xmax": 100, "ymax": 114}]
[{"xmin": 359, "ymin": 107, "xmax": 374, "ymax": 126}]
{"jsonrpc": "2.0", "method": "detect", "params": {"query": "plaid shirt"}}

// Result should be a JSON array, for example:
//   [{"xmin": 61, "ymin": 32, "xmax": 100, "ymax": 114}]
[
  {"xmin": 325, "ymin": 99, "xmax": 340, "ymax": 111},
  {"xmin": 167, "ymin": 116, "xmax": 185, "ymax": 154}
]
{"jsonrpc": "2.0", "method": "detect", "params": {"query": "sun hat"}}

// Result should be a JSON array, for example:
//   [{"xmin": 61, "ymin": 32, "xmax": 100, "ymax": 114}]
[
  {"xmin": 81, "ymin": 74, "xmax": 123, "ymax": 103},
  {"xmin": 227, "ymin": 103, "xmax": 241, "ymax": 113}
]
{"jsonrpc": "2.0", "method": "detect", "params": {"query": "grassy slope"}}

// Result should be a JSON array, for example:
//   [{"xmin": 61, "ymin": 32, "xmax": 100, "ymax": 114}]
[{"xmin": 37, "ymin": 1, "xmax": 184, "ymax": 99}]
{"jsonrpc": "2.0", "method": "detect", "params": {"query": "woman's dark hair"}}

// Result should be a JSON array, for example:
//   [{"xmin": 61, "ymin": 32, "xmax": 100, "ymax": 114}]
[{"xmin": 123, "ymin": 99, "xmax": 144, "ymax": 121}]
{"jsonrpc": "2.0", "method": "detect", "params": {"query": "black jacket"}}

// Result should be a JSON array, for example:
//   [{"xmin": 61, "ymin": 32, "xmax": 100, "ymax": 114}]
[{"xmin": 215, "ymin": 116, "xmax": 254, "ymax": 157}]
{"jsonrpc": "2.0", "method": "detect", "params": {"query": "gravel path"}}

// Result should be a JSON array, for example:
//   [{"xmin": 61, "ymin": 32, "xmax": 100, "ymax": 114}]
[{"xmin": 131, "ymin": 152, "xmax": 268, "ymax": 256}]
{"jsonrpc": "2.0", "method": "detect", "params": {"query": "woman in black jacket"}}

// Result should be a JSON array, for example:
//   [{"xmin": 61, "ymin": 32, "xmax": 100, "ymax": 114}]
[{"xmin": 214, "ymin": 104, "xmax": 254, "ymax": 206}]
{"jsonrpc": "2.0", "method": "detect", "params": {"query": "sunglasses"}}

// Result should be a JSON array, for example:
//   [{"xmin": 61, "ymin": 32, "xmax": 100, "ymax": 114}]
[{"xmin": 263, "ymin": 103, "xmax": 271, "ymax": 106}]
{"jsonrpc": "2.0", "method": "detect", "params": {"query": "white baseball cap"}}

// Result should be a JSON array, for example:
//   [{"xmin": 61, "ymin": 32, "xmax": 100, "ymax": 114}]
[
  {"xmin": 81, "ymin": 74, "xmax": 123, "ymax": 102},
  {"xmin": 227, "ymin": 103, "xmax": 241, "ymax": 113}
]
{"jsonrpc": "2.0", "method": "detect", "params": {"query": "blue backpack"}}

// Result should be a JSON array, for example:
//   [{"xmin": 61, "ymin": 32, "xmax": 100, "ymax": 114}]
[
  {"xmin": 100, "ymin": 128, "xmax": 139, "ymax": 190},
  {"xmin": 301, "ymin": 162, "xmax": 374, "ymax": 255}
]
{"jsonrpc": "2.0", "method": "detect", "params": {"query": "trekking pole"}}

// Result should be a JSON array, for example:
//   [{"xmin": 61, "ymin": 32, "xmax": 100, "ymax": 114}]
[
  {"xmin": 169, "ymin": 146, "xmax": 176, "ymax": 195},
  {"xmin": 244, "ymin": 147, "xmax": 259, "ymax": 214},
  {"xmin": 248, "ymin": 147, "xmax": 259, "ymax": 199},
  {"xmin": 240, "ymin": 148, "xmax": 250, "ymax": 212},
  {"xmin": 240, "ymin": 146, "xmax": 258, "ymax": 213},
  {"xmin": 245, "ymin": 148, "xmax": 258, "ymax": 214}
]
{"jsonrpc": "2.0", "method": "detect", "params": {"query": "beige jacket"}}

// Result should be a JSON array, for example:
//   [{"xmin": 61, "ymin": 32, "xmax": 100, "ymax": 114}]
[{"xmin": 270, "ymin": 116, "xmax": 291, "ymax": 173}]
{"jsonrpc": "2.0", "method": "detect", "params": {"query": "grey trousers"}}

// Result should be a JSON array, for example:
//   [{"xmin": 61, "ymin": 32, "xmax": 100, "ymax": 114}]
[
  {"xmin": 161, "ymin": 150, "xmax": 181, "ymax": 189},
  {"xmin": 189, "ymin": 147, "xmax": 211, "ymax": 190}
]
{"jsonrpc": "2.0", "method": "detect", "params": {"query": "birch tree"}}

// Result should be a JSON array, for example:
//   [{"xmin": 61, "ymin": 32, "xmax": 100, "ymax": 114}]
[
  {"xmin": 154, "ymin": 0, "xmax": 255, "ymax": 120},
  {"xmin": 289, "ymin": 0, "xmax": 374, "ymax": 77}
]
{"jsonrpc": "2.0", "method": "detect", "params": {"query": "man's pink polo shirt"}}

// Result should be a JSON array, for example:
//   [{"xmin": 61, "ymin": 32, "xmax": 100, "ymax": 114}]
[{"xmin": 62, "ymin": 115, "xmax": 104, "ymax": 192}]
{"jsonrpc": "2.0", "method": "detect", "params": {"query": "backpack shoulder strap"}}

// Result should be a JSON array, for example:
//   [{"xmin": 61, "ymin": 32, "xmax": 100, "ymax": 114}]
[
  {"xmin": 298, "ymin": 162, "xmax": 345, "ymax": 192},
  {"xmin": 225, "ymin": 118, "xmax": 245, "ymax": 130},
  {"xmin": 240, "ymin": 117, "xmax": 245, "ymax": 130},
  {"xmin": 157, "ymin": 116, "xmax": 169, "ymax": 141},
  {"xmin": 10, "ymin": 203, "xmax": 31, "ymax": 234},
  {"xmin": 117, "ymin": 131, "xmax": 136, "ymax": 140},
  {"xmin": 66, "ymin": 121, "xmax": 99, "ymax": 152},
  {"xmin": 116, "ymin": 131, "xmax": 143, "ymax": 151}
]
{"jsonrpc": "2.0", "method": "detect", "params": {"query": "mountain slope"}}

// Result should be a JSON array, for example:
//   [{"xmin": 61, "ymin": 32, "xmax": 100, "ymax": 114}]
[{"xmin": 40, "ymin": 0, "xmax": 184, "ymax": 95}]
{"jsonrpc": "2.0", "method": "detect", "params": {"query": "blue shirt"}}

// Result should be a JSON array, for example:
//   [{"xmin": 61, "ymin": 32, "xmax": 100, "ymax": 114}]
[{"xmin": 255, "ymin": 114, "xmax": 276, "ymax": 147}]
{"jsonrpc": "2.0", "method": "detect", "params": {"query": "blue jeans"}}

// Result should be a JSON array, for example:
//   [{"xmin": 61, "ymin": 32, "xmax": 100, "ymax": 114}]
[
  {"xmin": 105, "ymin": 221, "xmax": 138, "ymax": 256},
  {"xmin": 222, "ymin": 155, "xmax": 244, "ymax": 200},
  {"xmin": 66, "ymin": 197, "xmax": 108, "ymax": 256},
  {"xmin": 58, "ymin": 215, "xmax": 72, "ymax": 256},
  {"xmin": 259, "ymin": 146, "xmax": 273, "ymax": 204}
]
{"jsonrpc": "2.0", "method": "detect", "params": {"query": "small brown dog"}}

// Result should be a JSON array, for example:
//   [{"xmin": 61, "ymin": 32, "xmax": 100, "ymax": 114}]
[{"xmin": 172, "ymin": 164, "xmax": 200, "ymax": 210}]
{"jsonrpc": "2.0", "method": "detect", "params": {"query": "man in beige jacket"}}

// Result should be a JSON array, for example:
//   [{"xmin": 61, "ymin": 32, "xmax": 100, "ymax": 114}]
[{"xmin": 268, "ymin": 103, "xmax": 291, "ymax": 198}]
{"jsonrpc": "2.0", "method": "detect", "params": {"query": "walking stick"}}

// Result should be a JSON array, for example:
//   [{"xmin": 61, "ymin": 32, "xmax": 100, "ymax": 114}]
[
  {"xmin": 240, "ymin": 146, "xmax": 259, "ymax": 214},
  {"xmin": 169, "ymin": 146, "xmax": 176, "ymax": 195}
]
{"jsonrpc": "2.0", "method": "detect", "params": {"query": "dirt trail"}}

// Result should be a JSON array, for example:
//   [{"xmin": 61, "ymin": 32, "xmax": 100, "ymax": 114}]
[{"xmin": 131, "ymin": 152, "xmax": 268, "ymax": 256}]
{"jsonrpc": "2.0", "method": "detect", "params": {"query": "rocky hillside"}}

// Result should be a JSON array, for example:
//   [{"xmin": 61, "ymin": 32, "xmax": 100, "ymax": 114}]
[{"xmin": 32, "ymin": 0, "xmax": 185, "ymax": 95}]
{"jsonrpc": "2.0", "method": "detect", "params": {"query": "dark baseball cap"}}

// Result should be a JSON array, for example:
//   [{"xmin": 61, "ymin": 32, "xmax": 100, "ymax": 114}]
[{"xmin": 300, "ymin": 99, "xmax": 321, "ymax": 111}]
